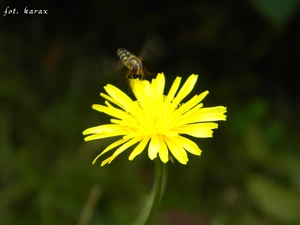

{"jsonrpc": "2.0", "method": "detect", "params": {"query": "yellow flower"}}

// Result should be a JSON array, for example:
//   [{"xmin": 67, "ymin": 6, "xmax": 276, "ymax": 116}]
[{"xmin": 83, "ymin": 73, "xmax": 227, "ymax": 166}]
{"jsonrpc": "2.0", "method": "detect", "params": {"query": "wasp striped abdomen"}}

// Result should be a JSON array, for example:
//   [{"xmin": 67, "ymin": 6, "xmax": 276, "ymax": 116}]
[{"xmin": 117, "ymin": 48, "xmax": 132, "ymax": 64}]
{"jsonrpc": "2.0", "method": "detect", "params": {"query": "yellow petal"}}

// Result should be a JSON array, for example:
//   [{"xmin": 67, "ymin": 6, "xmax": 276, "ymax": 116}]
[
  {"xmin": 93, "ymin": 103, "xmax": 135, "ymax": 122},
  {"xmin": 151, "ymin": 73, "xmax": 165, "ymax": 97},
  {"xmin": 181, "ymin": 130, "xmax": 213, "ymax": 138},
  {"xmin": 111, "ymin": 137, "xmax": 142, "ymax": 159},
  {"xmin": 101, "ymin": 137, "xmax": 142, "ymax": 165},
  {"xmin": 172, "ymin": 74, "xmax": 198, "ymax": 107},
  {"xmin": 167, "ymin": 92, "xmax": 207, "ymax": 126},
  {"xmin": 174, "ymin": 123, "xmax": 218, "ymax": 138},
  {"xmin": 174, "ymin": 103, "xmax": 204, "ymax": 127},
  {"xmin": 83, "ymin": 124, "xmax": 123, "ymax": 135},
  {"xmin": 132, "ymin": 79, "xmax": 150, "ymax": 99},
  {"xmin": 100, "ymin": 93, "xmax": 126, "ymax": 111},
  {"xmin": 158, "ymin": 134, "xmax": 169, "ymax": 163},
  {"xmin": 132, "ymin": 80, "xmax": 153, "ymax": 112},
  {"xmin": 190, "ymin": 106, "xmax": 227, "ymax": 122},
  {"xmin": 92, "ymin": 138, "xmax": 128, "ymax": 164},
  {"xmin": 177, "ymin": 91, "xmax": 208, "ymax": 115},
  {"xmin": 179, "ymin": 123, "xmax": 219, "ymax": 130},
  {"xmin": 84, "ymin": 131, "xmax": 128, "ymax": 141},
  {"xmin": 100, "ymin": 157, "xmax": 113, "ymax": 166},
  {"xmin": 164, "ymin": 136, "xmax": 188, "ymax": 164},
  {"xmin": 148, "ymin": 134, "xmax": 160, "ymax": 160},
  {"xmin": 104, "ymin": 84, "xmax": 134, "ymax": 110},
  {"xmin": 166, "ymin": 76, "xmax": 181, "ymax": 103},
  {"xmin": 128, "ymin": 136, "xmax": 150, "ymax": 160},
  {"xmin": 174, "ymin": 135, "xmax": 202, "ymax": 156},
  {"xmin": 176, "ymin": 95, "xmax": 201, "ymax": 115}
]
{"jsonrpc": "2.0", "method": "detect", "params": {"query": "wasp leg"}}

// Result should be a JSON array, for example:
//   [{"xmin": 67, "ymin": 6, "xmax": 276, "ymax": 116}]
[
  {"xmin": 140, "ymin": 70, "xmax": 146, "ymax": 80},
  {"xmin": 125, "ymin": 69, "xmax": 133, "ymax": 80},
  {"xmin": 124, "ymin": 70, "xmax": 133, "ymax": 93},
  {"xmin": 144, "ymin": 68, "xmax": 155, "ymax": 79}
]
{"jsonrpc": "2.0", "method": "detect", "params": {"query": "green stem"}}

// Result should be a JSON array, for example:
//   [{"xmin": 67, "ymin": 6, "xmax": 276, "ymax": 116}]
[{"xmin": 144, "ymin": 159, "xmax": 166, "ymax": 225}]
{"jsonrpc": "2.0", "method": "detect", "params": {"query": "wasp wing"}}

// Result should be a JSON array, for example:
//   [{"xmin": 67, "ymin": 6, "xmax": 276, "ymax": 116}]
[
  {"xmin": 139, "ymin": 33, "xmax": 170, "ymax": 61},
  {"xmin": 98, "ymin": 54, "xmax": 125, "ymax": 79}
]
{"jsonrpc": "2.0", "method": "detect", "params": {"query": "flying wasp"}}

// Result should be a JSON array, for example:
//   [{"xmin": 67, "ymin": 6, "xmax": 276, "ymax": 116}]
[
  {"xmin": 116, "ymin": 34, "xmax": 168, "ymax": 84},
  {"xmin": 116, "ymin": 48, "xmax": 152, "ymax": 81},
  {"xmin": 96, "ymin": 34, "xmax": 168, "ymax": 90}
]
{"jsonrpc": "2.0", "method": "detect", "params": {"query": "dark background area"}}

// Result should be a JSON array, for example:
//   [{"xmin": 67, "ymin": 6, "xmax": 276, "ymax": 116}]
[{"xmin": 1, "ymin": 0, "xmax": 300, "ymax": 225}]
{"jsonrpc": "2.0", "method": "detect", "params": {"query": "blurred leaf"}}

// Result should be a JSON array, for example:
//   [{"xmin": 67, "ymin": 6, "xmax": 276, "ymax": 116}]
[
  {"xmin": 252, "ymin": 0, "xmax": 299, "ymax": 27},
  {"xmin": 245, "ymin": 124, "xmax": 270, "ymax": 161},
  {"xmin": 233, "ymin": 210, "xmax": 262, "ymax": 225},
  {"xmin": 247, "ymin": 175, "xmax": 300, "ymax": 223},
  {"xmin": 0, "ymin": 107, "xmax": 12, "ymax": 157},
  {"xmin": 266, "ymin": 154, "xmax": 300, "ymax": 188},
  {"xmin": 234, "ymin": 98, "xmax": 268, "ymax": 134}
]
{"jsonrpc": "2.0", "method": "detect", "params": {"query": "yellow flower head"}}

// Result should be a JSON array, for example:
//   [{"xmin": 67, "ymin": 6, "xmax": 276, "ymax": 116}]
[{"xmin": 83, "ymin": 73, "xmax": 227, "ymax": 166}]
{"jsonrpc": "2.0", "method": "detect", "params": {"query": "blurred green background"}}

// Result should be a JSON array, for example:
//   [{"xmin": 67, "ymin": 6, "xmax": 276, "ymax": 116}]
[{"xmin": 1, "ymin": 0, "xmax": 300, "ymax": 225}]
